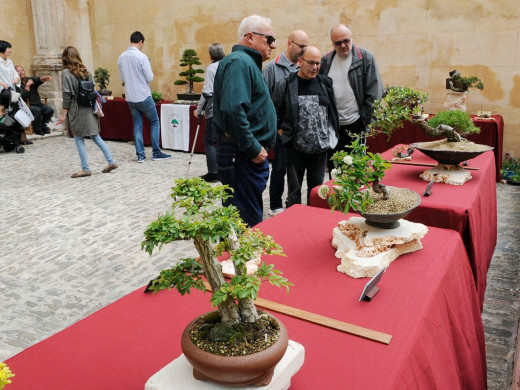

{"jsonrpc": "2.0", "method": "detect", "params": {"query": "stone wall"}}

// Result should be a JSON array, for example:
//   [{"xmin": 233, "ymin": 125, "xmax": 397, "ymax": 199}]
[{"xmin": 1, "ymin": 0, "xmax": 519, "ymax": 156}]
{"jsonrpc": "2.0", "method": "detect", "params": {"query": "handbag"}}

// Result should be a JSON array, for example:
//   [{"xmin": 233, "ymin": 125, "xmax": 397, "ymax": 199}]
[{"xmin": 14, "ymin": 110, "xmax": 31, "ymax": 127}]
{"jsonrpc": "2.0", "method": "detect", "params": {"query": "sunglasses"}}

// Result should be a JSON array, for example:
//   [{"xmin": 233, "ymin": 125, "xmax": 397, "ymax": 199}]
[
  {"xmin": 333, "ymin": 38, "xmax": 351, "ymax": 47},
  {"xmin": 290, "ymin": 40, "xmax": 307, "ymax": 50},
  {"xmin": 247, "ymin": 32, "xmax": 276, "ymax": 45},
  {"xmin": 300, "ymin": 56, "xmax": 321, "ymax": 67}
]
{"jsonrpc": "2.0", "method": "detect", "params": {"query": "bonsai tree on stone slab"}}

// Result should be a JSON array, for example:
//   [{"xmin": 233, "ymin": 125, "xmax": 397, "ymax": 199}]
[
  {"xmin": 142, "ymin": 177, "xmax": 291, "ymax": 326},
  {"xmin": 174, "ymin": 49, "xmax": 205, "ymax": 94}
]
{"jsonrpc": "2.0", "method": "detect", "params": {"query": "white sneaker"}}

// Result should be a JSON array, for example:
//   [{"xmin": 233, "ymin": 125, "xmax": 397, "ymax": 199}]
[{"xmin": 268, "ymin": 208, "xmax": 284, "ymax": 216}]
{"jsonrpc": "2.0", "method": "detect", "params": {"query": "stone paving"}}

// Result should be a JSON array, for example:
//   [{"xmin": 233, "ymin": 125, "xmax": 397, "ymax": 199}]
[{"xmin": 0, "ymin": 133, "xmax": 519, "ymax": 389}]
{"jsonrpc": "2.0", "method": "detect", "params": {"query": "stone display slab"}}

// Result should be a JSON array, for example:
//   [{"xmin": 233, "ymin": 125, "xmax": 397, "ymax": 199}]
[
  {"xmin": 419, "ymin": 165, "xmax": 472, "ymax": 185},
  {"xmin": 144, "ymin": 340, "xmax": 305, "ymax": 390}
]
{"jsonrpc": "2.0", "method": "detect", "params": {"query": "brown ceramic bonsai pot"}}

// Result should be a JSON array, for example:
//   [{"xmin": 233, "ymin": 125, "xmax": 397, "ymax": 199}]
[{"xmin": 181, "ymin": 311, "xmax": 289, "ymax": 386}]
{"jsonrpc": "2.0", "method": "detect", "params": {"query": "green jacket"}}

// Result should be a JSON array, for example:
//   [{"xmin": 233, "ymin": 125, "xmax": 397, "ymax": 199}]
[{"xmin": 213, "ymin": 45, "xmax": 276, "ymax": 159}]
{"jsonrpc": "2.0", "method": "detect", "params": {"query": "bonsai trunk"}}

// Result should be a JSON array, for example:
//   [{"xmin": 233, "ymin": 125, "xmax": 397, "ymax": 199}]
[
  {"xmin": 411, "ymin": 116, "xmax": 463, "ymax": 143},
  {"xmin": 193, "ymin": 237, "xmax": 240, "ymax": 325},
  {"xmin": 372, "ymin": 179, "xmax": 391, "ymax": 200}
]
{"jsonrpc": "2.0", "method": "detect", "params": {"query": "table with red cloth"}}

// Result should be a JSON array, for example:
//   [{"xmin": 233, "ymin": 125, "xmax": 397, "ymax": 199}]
[
  {"xmin": 366, "ymin": 115, "xmax": 504, "ymax": 181},
  {"xmin": 99, "ymin": 98, "xmax": 205, "ymax": 153},
  {"xmin": 5, "ymin": 205, "xmax": 486, "ymax": 390},
  {"xmin": 309, "ymin": 147, "xmax": 497, "ymax": 310}
]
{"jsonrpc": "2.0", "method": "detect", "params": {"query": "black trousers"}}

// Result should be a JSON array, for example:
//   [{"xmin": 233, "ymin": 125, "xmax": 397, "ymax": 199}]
[{"xmin": 327, "ymin": 117, "xmax": 367, "ymax": 173}]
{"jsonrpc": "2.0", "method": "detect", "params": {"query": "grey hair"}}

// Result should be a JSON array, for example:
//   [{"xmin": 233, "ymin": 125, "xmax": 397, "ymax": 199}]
[
  {"xmin": 208, "ymin": 43, "xmax": 225, "ymax": 61},
  {"xmin": 237, "ymin": 15, "xmax": 272, "ymax": 41}
]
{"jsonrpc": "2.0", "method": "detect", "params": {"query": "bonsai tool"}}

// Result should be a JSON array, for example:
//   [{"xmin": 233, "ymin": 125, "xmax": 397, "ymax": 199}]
[
  {"xmin": 424, "ymin": 179, "xmax": 435, "ymax": 197},
  {"xmin": 186, "ymin": 93, "xmax": 211, "ymax": 177}
]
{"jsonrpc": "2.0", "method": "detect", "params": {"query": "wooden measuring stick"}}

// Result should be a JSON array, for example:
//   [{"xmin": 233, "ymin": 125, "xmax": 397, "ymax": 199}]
[
  {"xmin": 390, "ymin": 160, "xmax": 480, "ymax": 170},
  {"xmin": 204, "ymin": 281, "xmax": 392, "ymax": 345}
]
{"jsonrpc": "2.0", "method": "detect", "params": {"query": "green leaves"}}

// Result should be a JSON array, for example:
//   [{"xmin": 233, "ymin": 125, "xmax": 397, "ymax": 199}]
[
  {"xmin": 146, "ymin": 257, "xmax": 206, "ymax": 295},
  {"xmin": 326, "ymin": 138, "xmax": 391, "ymax": 214},
  {"xmin": 427, "ymin": 110, "xmax": 480, "ymax": 135}
]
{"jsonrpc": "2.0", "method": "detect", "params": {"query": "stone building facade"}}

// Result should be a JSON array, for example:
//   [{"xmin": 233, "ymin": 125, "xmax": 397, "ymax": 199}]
[{"xmin": 1, "ymin": 0, "xmax": 519, "ymax": 155}]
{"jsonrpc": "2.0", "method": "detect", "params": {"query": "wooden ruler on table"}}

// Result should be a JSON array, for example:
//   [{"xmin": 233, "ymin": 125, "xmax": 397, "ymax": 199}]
[{"xmin": 204, "ymin": 281, "xmax": 392, "ymax": 345}]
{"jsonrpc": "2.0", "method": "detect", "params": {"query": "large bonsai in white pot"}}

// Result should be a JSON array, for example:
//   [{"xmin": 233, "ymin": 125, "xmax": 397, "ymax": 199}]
[{"xmin": 142, "ymin": 177, "xmax": 292, "ymax": 386}]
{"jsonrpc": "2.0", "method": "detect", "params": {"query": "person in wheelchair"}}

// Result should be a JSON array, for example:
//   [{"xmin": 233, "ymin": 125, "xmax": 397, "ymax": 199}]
[{"xmin": 15, "ymin": 65, "xmax": 54, "ymax": 136}]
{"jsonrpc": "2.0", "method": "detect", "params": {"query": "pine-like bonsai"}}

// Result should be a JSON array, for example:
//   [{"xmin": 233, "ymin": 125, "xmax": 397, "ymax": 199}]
[
  {"xmin": 94, "ymin": 67, "xmax": 110, "ymax": 93},
  {"xmin": 174, "ymin": 49, "xmax": 205, "ymax": 94}
]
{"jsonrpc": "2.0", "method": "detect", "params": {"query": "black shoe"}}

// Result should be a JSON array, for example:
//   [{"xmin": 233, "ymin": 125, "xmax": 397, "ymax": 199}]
[
  {"xmin": 22, "ymin": 140, "xmax": 33, "ymax": 145},
  {"xmin": 200, "ymin": 172, "xmax": 219, "ymax": 182}
]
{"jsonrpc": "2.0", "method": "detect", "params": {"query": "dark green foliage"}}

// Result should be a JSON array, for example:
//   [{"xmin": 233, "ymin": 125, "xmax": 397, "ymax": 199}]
[
  {"xmin": 427, "ymin": 110, "xmax": 480, "ymax": 135},
  {"xmin": 94, "ymin": 67, "xmax": 110, "ymax": 91},
  {"xmin": 174, "ymin": 49, "xmax": 205, "ymax": 93}
]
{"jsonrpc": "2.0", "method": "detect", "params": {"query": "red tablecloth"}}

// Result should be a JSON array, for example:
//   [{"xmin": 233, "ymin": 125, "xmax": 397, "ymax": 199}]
[
  {"xmin": 99, "ymin": 98, "xmax": 205, "ymax": 153},
  {"xmin": 309, "ymin": 147, "xmax": 497, "ymax": 310},
  {"xmin": 6, "ymin": 206, "xmax": 486, "ymax": 390},
  {"xmin": 366, "ymin": 115, "xmax": 504, "ymax": 181}
]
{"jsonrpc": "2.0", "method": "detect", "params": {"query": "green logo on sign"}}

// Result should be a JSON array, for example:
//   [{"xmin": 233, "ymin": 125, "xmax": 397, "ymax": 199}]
[{"xmin": 171, "ymin": 118, "xmax": 179, "ymax": 127}]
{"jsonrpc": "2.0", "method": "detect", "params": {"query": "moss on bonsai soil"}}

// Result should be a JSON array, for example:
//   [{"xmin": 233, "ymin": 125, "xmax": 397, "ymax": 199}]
[{"xmin": 189, "ymin": 311, "xmax": 281, "ymax": 356}]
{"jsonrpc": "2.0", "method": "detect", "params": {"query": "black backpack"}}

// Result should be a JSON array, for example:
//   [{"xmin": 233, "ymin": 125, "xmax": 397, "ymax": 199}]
[{"xmin": 77, "ymin": 78, "xmax": 96, "ymax": 107}]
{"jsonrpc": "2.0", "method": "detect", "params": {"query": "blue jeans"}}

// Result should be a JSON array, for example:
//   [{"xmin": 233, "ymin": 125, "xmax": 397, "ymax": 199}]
[
  {"xmin": 74, "ymin": 134, "xmax": 115, "ymax": 171},
  {"xmin": 268, "ymin": 133, "xmax": 286, "ymax": 210},
  {"xmin": 204, "ymin": 117, "xmax": 218, "ymax": 173},
  {"xmin": 127, "ymin": 96, "xmax": 161, "ymax": 159},
  {"xmin": 286, "ymin": 146, "xmax": 327, "ymax": 207},
  {"xmin": 217, "ymin": 139, "xmax": 269, "ymax": 227}
]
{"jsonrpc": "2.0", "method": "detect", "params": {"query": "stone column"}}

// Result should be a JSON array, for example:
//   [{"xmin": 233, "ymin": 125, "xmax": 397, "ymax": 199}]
[{"xmin": 30, "ymin": 0, "xmax": 69, "ymax": 119}]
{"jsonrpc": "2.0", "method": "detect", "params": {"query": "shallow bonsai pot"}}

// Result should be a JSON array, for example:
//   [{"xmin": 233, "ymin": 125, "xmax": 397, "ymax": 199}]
[
  {"xmin": 410, "ymin": 141, "xmax": 493, "ymax": 166},
  {"xmin": 176, "ymin": 93, "xmax": 201, "ymax": 101},
  {"xmin": 181, "ymin": 311, "xmax": 289, "ymax": 387},
  {"xmin": 99, "ymin": 90, "xmax": 112, "ymax": 97},
  {"xmin": 360, "ymin": 187, "xmax": 421, "ymax": 229}
]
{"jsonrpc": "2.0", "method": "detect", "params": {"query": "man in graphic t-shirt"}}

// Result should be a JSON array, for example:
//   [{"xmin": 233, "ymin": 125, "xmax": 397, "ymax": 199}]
[{"xmin": 272, "ymin": 46, "xmax": 339, "ymax": 206}]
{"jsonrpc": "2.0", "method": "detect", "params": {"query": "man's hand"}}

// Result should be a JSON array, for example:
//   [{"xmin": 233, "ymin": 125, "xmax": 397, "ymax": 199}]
[
  {"xmin": 252, "ymin": 147, "xmax": 268, "ymax": 163},
  {"xmin": 192, "ymin": 110, "xmax": 200, "ymax": 118},
  {"xmin": 25, "ymin": 79, "xmax": 34, "ymax": 90},
  {"xmin": 41, "ymin": 75, "xmax": 52, "ymax": 82},
  {"xmin": 278, "ymin": 129, "xmax": 283, "ymax": 136}
]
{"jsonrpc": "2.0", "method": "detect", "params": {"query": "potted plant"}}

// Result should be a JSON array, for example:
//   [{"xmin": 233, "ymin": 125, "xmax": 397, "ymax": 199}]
[
  {"xmin": 94, "ymin": 67, "xmax": 111, "ymax": 96},
  {"xmin": 501, "ymin": 153, "xmax": 520, "ymax": 185},
  {"xmin": 444, "ymin": 69, "xmax": 484, "ymax": 111},
  {"xmin": 174, "ymin": 49, "xmax": 204, "ymax": 101},
  {"xmin": 151, "ymin": 91, "xmax": 162, "ymax": 103},
  {"xmin": 0, "ymin": 362, "xmax": 14, "ymax": 390},
  {"xmin": 142, "ymin": 177, "xmax": 292, "ymax": 386},
  {"xmin": 369, "ymin": 86, "xmax": 493, "ymax": 167},
  {"xmin": 318, "ymin": 138, "xmax": 420, "ymax": 229}
]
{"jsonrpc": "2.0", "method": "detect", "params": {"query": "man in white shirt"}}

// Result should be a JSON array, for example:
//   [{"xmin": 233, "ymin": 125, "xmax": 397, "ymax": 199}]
[{"xmin": 118, "ymin": 31, "xmax": 170, "ymax": 162}]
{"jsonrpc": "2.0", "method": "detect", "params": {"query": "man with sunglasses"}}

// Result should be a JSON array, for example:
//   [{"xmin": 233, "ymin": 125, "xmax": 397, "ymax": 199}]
[
  {"xmin": 272, "ymin": 46, "xmax": 339, "ymax": 207},
  {"xmin": 320, "ymin": 24, "xmax": 383, "ymax": 170},
  {"xmin": 213, "ymin": 15, "xmax": 277, "ymax": 227},
  {"xmin": 262, "ymin": 29, "xmax": 309, "ymax": 216}
]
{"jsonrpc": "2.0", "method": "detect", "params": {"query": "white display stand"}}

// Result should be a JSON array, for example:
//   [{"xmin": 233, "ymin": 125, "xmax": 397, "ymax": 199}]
[
  {"xmin": 145, "ymin": 340, "xmax": 305, "ymax": 390},
  {"xmin": 160, "ymin": 104, "xmax": 191, "ymax": 151}
]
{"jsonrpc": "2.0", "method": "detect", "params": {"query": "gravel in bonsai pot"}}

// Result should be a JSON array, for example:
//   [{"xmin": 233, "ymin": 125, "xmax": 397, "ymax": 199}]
[
  {"xmin": 174, "ymin": 49, "xmax": 205, "ymax": 101},
  {"xmin": 142, "ymin": 177, "xmax": 292, "ymax": 385},
  {"xmin": 94, "ymin": 67, "xmax": 111, "ymax": 96}
]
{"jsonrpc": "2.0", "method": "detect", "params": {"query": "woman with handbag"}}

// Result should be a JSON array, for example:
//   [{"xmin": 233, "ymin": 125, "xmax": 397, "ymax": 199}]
[{"xmin": 59, "ymin": 46, "xmax": 117, "ymax": 178}]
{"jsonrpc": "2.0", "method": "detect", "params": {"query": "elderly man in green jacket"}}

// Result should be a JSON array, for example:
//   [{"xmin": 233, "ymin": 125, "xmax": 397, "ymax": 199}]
[{"xmin": 213, "ymin": 14, "xmax": 277, "ymax": 227}]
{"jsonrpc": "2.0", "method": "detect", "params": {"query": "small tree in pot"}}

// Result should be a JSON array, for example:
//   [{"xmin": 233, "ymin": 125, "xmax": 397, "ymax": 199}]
[
  {"xmin": 142, "ymin": 177, "xmax": 292, "ymax": 385},
  {"xmin": 174, "ymin": 49, "xmax": 205, "ymax": 100},
  {"xmin": 94, "ymin": 67, "xmax": 111, "ymax": 96}
]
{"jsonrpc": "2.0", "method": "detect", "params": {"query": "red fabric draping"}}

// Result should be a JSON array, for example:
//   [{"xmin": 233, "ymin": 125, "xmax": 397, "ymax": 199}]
[
  {"xmin": 98, "ymin": 98, "xmax": 206, "ymax": 153},
  {"xmin": 366, "ymin": 115, "xmax": 504, "ymax": 181},
  {"xmin": 309, "ymin": 147, "xmax": 497, "ymax": 310},
  {"xmin": 6, "ymin": 205, "xmax": 486, "ymax": 390}
]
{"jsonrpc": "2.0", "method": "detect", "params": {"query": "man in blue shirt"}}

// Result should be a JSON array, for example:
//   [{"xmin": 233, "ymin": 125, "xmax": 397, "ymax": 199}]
[{"xmin": 118, "ymin": 31, "xmax": 170, "ymax": 162}]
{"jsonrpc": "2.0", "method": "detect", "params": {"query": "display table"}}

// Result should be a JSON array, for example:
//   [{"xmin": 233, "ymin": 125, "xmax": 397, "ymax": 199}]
[
  {"xmin": 5, "ymin": 206, "xmax": 486, "ymax": 390},
  {"xmin": 366, "ymin": 115, "xmax": 504, "ymax": 181},
  {"xmin": 99, "ymin": 98, "xmax": 205, "ymax": 153},
  {"xmin": 309, "ymin": 147, "xmax": 497, "ymax": 310}
]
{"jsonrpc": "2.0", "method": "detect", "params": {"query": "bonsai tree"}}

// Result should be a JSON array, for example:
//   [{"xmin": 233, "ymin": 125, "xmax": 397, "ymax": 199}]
[
  {"xmin": 318, "ymin": 138, "xmax": 391, "ymax": 213},
  {"xmin": 151, "ymin": 91, "xmax": 162, "ymax": 103},
  {"xmin": 94, "ymin": 67, "xmax": 110, "ymax": 92},
  {"xmin": 369, "ymin": 86, "xmax": 480, "ymax": 142},
  {"xmin": 447, "ymin": 70, "xmax": 484, "ymax": 92},
  {"xmin": 174, "ymin": 49, "xmax": 205, "ymax": 94},
  {"xmin": 142, "ymin": 177, "xmax": 291, "ymax": 326}
]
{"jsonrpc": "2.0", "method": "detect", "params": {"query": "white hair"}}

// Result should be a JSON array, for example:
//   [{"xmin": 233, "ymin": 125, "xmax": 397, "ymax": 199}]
[{"xmin": 237, "ymin": 15, "xmax": 272, "ymax": 41}]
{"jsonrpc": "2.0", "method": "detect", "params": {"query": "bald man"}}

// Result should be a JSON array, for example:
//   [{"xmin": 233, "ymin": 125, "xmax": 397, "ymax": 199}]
[
  {"xmin": 272, "ymin": 46, "xmax": 339, "ymax": 207},
  {"xmin": 263, "ymin": 29, "xmax": 309, "ymax": 215},
  {"xmin": 320, "ymin": 24, "xmax": 383, "ymax": 170}
]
